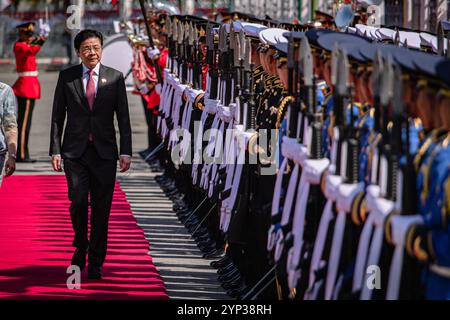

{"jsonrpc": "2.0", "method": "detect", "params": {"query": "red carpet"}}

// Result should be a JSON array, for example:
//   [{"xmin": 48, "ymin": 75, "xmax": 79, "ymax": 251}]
[{"xmin": 0, "ymin": 175, "xmax": 167, "ymax": 300}]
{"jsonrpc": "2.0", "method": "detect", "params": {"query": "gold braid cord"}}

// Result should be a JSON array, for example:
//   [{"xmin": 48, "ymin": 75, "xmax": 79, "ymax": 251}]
[{"xmin": 276, "ymin": 96, "xmax": 295, "ymax": 129}]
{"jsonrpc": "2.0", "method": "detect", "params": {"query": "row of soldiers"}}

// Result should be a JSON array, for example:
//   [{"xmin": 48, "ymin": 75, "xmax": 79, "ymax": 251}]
[{"xmin": 129, "ymin": 10, "xmax": 450, "ymax": 300}]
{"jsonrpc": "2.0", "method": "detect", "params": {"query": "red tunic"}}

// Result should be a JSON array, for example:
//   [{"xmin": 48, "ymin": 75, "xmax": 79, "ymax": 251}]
[
  {"xmin": 142, "ymin": 47, "xmax": 169, "ymax": 111},
  {"xmin": 12, "ymin": 41, "xmax": 41, "ymax": 99}
]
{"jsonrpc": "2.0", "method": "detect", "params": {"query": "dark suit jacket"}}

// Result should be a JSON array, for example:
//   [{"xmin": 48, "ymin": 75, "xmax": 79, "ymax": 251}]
[{"xmin": 49, "ymin": 63, "xmax": 132, "ymax": 160}]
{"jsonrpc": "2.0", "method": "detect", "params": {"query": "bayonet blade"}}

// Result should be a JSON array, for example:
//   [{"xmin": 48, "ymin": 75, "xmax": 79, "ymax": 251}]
[
  {"xmin": 188, "ymin": 22, "xmax": 194, "ymax": 46},
  {"xmin": 219, "ymin": 25, "xmax": 228, "ymax": 52},
  {"xmin": 238, "ymin": 29, "xmax": 245, "ymax": 63},
  {"xmin": 287, "ymin": 33, "xmax": 294, "ymax": 70},
  {"xmin": 331, "ymin": 43, "xmax": 340, "ymax": 87},
  {"xmin": 372, "ymin": 48, "xmax": 383, "ymax": 97},
  {"xmin": 206, "ymin": 23, "xmax": 213, "ymax": 50},
  {"xmin": 337, "ymin": 48, "xmax": 349, "ymax": 96},
  {"xmin": 300, "ymin": 37, "xmax": 313, "ymax": 86},
  {"xmin": 172, "ymin": 19, "xmax": 178, "ymax": 42},
  {"xmin": 380, "ymin": 54, "xmax": 394, "ymax": 106},
  {"xmin": 177, "ymin": 21, "xmax": 184, "ymax": 45},
  {"xmin": 243, "ymin": 38, "xmax": 251, "ymax": 71},
  {"xmin": 392, "ymin": 62, "xmax": 403, "ymax": 116},
  {"xmin": 167, "ymin": 17, "xmax": 172, "ymax": 37},
  {"xmin": 229, "ymin": 22, "xmax": 235, "ymax": 51}
]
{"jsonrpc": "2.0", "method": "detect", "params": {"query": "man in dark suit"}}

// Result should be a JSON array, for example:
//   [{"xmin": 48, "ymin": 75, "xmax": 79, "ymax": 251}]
[{"xmin": 49, "ymin": 29, "xmax": 132, "ymax": 279}]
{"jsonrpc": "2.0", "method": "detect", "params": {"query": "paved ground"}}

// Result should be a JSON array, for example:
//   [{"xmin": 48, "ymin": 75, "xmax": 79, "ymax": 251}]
[{"xmin": 1, "ymin": 69, "xmax": 228, "ymax": 300}]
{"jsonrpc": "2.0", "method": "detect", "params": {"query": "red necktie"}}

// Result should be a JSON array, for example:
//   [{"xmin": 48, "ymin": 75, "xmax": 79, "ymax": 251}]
[
  {"xmin": 86, "ymin": 69, "xmax": 95, "ymax": 110},
  {"xmin": 86, "ymin": 69, "xmax": 95, "ymax": 141}
]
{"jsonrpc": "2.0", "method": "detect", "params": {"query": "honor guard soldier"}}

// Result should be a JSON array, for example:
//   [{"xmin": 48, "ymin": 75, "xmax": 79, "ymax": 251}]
[{"xmin": 12, "ymin": 21, "xmax": 48, "ymax": 163}]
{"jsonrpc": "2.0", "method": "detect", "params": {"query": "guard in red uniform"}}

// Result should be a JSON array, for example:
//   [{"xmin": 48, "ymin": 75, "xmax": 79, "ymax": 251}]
[
  {"xmin": 12, "ymin": 22, "xmax": 46, "ymax": 162},
  {"xmin": 134, "ymin": 13, "xmax": 168, "ymax": 160}
]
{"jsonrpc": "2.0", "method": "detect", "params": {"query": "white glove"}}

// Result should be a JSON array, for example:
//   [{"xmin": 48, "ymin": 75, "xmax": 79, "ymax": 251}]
[
  {"xmin": 138, "ymin": 83, "xmax": 149, "ymax": 95},
  {"xmin": 38, "ymin": 18, "xmax": 50, "ymax": 37},
  {"xmin": 155, "ymin": 83, "xmax": 162, "ymax": 95},
  {"xmin": 146, "ymin": 47, "xmax": 160, "ymax": 60}
]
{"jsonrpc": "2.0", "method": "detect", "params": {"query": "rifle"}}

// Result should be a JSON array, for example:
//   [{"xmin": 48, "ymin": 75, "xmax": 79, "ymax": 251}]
[
  {"xmin": 341, "ymin": 49, "xmax": 359, "ymax": 185},
  {"xmin": 243, "ymin": 37, "xmax": 256, "ymax": 130},
  {"xmin": 206, "ymin": 24, "xmax": 219, "ymax": 100},
  {"xmin": 178, "ymin": 21, "xmax": 186, "ymax": 84},
  {"xmin": 218, "ymin": 25, "xmax": 232, "ymax": 106},
  {"xmin": 286, "ymin": 33, "xmax": 297, "ymax": 138},
  {"xmin": 192, "ymin": 22, "xmax": 201, "ymax": 90},
  {"xmin": 172, "ymin": 19, "xmax": 179, "ymax": 77}
]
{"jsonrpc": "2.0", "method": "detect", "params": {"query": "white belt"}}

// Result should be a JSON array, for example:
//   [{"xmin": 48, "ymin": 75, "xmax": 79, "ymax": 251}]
[{"xmin": 18, "ymin": 71, "xmax": 38, "ymax": 77}]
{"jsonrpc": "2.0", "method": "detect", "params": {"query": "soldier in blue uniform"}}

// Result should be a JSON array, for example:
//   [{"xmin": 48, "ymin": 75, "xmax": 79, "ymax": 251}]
[{"xmin": 405, "ymin": 57, "xmax": 450, "ymax": 300}]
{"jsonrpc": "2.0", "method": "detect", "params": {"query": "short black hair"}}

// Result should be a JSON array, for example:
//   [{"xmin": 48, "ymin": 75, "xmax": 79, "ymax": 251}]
[{"xmin": 74, "ymin": 29, "xmax": 103, "ymax": 50}]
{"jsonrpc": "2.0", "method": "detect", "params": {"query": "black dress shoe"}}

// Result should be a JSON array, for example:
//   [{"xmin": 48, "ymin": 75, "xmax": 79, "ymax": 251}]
[
  {"xmin": 88, "ymin": 264, "xmax": 102, "ymax": 279},
  {"xmin": 71, "ymin": 248, "xmax": 87, "ymax": 271}
]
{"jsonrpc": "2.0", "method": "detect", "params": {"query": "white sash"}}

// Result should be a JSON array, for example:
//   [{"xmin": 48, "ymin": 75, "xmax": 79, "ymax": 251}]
[
  {"xmin": 386, "ymin": 214, "xmax": 423, "ymax": 300},
  {"xmin": 360, "ymin": 197, "xmax": 394, "ymax": 300}
]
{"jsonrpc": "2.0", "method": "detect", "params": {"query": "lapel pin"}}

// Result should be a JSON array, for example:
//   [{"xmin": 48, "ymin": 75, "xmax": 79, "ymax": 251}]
[{"xmin": 101, "ymin": 78, "xmax": 107, "ymax": 84}]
